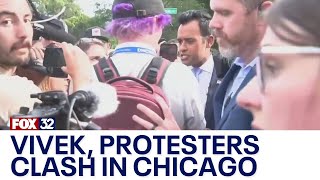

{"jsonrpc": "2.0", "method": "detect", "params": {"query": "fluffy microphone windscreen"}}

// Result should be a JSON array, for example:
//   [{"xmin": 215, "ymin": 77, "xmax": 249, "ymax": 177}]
[{"xmin": 80, "ymin": 82, "xmax": 119, "ymax": 118}]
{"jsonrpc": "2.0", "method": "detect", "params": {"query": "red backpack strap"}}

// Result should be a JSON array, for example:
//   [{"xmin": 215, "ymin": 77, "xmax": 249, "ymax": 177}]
[
  {"xmin": 141, "ymin": 56, "xmax": 171, "ymax": 85},
  {"xmin": 94, "ymin": 57, "xmax": 120, "ymax": 82}
]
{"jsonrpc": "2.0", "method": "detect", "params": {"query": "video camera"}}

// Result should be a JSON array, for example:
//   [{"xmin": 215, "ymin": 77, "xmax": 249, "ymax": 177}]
[
  {"xmin": 25, "ymin": 0, "xmax": 77, "ymax": 78},
  {"xmin": 32, "ymin": 14, "xmax": 77, "ymax": 44},
  {"xmin": 28, "ymin": 0, "xmax": 77, "ymax": 44},
  {"xmin": 159, "ymin": 43, "xmax": 178, "ymax": 62},
  {"xmin": 12, "ymin": 91, "xmax": 101, "ymax": 130},
  {"xmin": 6, "ymin": 2, "xmax": 104, "ymax": 130}
]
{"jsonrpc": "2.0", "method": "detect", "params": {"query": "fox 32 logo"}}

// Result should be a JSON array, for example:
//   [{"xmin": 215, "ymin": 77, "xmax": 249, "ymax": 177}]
[{"xmin": 10, "ymin": 118, "xmax": 56, "ymax": 130}]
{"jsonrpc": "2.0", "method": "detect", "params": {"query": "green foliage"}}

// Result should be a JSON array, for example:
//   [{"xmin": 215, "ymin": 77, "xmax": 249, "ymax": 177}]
[
  {"xmin": 31, "ymin": 0, "xmax": 113, "ymax": 42},
  {"xmin": 32, "ymin": 0, "xmax": 83, "ymax": 18},
  {"xmin": 197, "ymin": 0, "xmax": 212, "ymax": 14},
  {"xmin": 30, "ymin": 0, "xmax": 210, "ymax": 47},
  {"xmin": 65, "ymin": 13, "xmax": 91, "ymax": 37},
  {"xmin": 32, "ymin": 0, "xmax": 89, "ymax": 37},
  {"xmin": 162, "ymin": 0, "xmax": 211, "ymax": 40}
]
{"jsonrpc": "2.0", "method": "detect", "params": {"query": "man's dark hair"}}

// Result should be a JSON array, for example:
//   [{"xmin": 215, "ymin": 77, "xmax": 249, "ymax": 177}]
[{"xmin": 178, "ymin": 10, "xmax": 213, "ymax": 37}]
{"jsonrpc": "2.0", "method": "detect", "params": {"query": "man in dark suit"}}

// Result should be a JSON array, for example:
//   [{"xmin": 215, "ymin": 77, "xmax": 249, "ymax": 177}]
[
  {"xmin": 209, "ymin": 0, "xmax": 273, "ymax": 129},
  {"xmin": 131, "ymin": 0, "xmax": 274, "ymax": 131},
  {"xmin": 205, "ymin": 51, "xmax": 230, "ymax": 129},
  {"xmin": 213, "ymin": 58, "xmax": 257, "ymax": 129}
]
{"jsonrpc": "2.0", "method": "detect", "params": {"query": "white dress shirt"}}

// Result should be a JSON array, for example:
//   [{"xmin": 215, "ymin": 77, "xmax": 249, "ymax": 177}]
[
  {"xmin": 221, "ymin": 57, "xmax": 259, "ymax": 117},
  {"xmin": 191, "ymin": 55, "xmax": 214, "ymax": 108}
]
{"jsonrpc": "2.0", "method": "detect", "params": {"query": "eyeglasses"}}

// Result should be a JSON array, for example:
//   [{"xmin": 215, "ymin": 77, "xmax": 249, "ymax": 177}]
[{"xmin": 257, "ymin": 45, "xmax": 320, "ymax": 92}]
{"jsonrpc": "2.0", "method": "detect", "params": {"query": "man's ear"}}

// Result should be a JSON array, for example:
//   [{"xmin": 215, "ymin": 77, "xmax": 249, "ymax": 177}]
[
  {"xmin": 257, "ymin": 1, "xmax": 273, "ymax": 27},
  {"xmin": 258, "ymin": 1, "xmax": 273, "ymax": 17},
  {"xmin": 206, "ymin": 35, "xmax": 215, "ymax": 48}
]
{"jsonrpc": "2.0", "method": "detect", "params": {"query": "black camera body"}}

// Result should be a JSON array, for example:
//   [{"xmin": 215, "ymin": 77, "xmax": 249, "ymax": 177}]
[
  {"xmin": 13, "ymin": 91, "xmax": 70, "ymax": 130},
  {"xmin": 43, "ymin": 47, "xmax": 68, "ymax": 78},
  {"xmin": 27, "ymin": 1, "xmax": 74, "ymax": 78},
  {"xmin": 25, "ymin": 46, "xmax": 67, "ymax": 78},
  {"xmin": 12, "ymin": 91, "xmax": 101, "ymax": 130},
  {"xmin": 159, "ymin": 43, "xmax": 178, "ymax": 62}
]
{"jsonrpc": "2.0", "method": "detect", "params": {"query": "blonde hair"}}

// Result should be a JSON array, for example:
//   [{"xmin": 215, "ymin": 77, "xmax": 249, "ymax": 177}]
[{"xmin": 38, "ymin": 76, "xmax": 52, "ymax": 92}]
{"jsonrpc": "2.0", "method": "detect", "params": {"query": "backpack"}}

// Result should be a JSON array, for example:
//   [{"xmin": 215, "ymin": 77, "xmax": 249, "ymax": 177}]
[{"xmin": 92, "ymin": 56, "xmax": 171, "ymax": 130}]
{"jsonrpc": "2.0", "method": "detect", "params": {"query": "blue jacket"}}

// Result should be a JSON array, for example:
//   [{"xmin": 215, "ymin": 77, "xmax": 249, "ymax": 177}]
[{"xmin": 212, "ymin": 65, "xmax": 256, "ymax": 130}]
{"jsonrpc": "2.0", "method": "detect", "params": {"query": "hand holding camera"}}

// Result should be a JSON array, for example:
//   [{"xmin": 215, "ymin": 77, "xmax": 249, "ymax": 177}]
[
  {"xmin": 59, "ymin": 42, "xmax": 92, "ymax": 91},
  {"xmin": 159, "ymin": 43, "xmax": 178, "ymax": 62},
  {"xmin": 26, "ymin": 41, "xmax": 93, "ymax": 93}
]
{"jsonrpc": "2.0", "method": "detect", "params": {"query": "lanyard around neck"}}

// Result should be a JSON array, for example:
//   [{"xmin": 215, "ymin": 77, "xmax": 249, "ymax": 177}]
[{"xmin": 113, "ymin": 47, "xmax": 157, "ymax": 56}]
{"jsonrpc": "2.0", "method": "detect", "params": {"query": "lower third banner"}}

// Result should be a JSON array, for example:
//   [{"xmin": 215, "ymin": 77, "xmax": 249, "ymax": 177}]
[{"xmin": 0, "ymin": 131, "xmax": 319, "ymax": 180}]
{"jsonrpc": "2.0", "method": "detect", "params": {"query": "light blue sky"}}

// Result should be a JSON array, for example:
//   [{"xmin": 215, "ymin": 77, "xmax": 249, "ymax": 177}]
[{"xmin": 76, "ymin": 0, "xmax": 113, "ymax": 17}]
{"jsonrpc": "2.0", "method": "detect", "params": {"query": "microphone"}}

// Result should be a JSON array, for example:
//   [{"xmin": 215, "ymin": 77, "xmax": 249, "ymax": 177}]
[
  {"xmin": 69, "ymin": 82, "xmax": 119, "ymax": 121},
  {"xmin": 33, "ymin": 22, "xmax": 77, "ymax": 44}
]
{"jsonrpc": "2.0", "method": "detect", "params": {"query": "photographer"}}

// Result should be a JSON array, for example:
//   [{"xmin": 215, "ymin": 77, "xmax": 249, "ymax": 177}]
[{"xmin": 0, "ymin": 0, "xmax": 96, "ymax": 123}]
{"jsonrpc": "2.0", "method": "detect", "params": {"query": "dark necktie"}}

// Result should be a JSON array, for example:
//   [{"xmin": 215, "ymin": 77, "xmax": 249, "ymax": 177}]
[{"xmin": 222, "ymin": 64, "xmax": 242, "ymax": 113}]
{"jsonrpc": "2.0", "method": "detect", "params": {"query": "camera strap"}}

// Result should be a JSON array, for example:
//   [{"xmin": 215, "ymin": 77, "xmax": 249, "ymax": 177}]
[{"xmin": 94, "ymin": 56, "xmax": 170, "ymax": 85}]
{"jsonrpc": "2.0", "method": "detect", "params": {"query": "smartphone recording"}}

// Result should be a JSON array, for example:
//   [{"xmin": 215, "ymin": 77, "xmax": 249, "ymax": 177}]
[
  {"xmin": 43, "ymin": 47, "xmax": 68, "ymax": 78},
  {"xmin": 159, "ymin": 43, "xmax": 178, "ymax": 62}
]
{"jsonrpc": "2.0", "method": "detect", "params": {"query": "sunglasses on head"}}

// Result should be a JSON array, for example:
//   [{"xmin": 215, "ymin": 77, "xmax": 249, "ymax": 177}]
[{"xmin": 76, "ymin": 38, "xmax": 105, "ymax": 46}]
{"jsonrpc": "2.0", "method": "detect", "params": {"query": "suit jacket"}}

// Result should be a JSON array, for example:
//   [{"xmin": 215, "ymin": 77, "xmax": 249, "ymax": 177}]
[
  {"xmin": 204, "ymin": 66, "xmax": 218, "ymax": 129},
  {"xmin": 213, "ymin": 65, "xmax": 256, "ymax": 130},
  {"xmin": 205, "ymin": 53, "xmax": 230, "ymax": 129}
]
